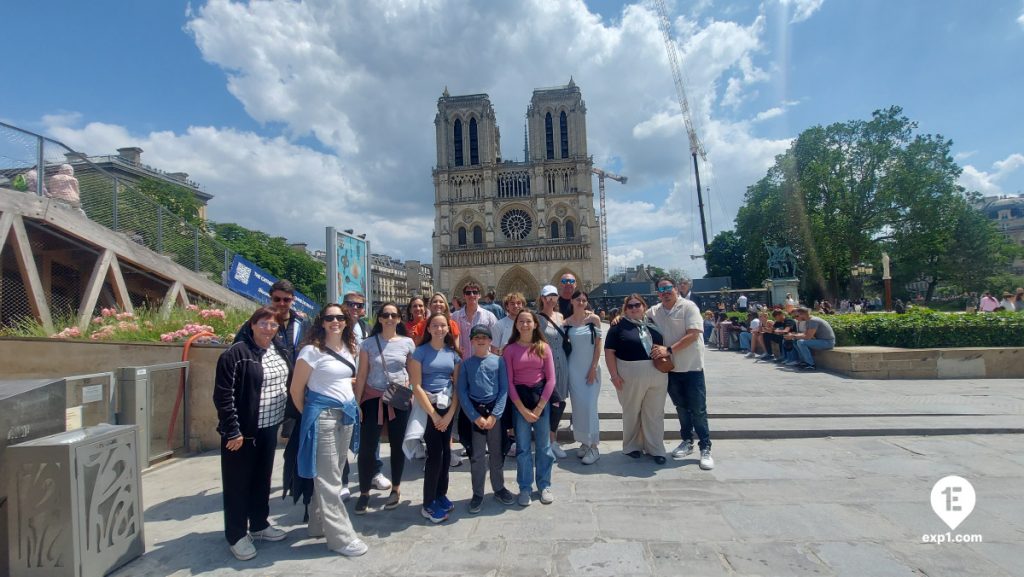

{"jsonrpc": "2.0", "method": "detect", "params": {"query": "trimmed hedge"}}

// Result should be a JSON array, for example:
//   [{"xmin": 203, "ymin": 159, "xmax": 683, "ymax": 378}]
[{"xmin": 829, "ymin": 309, "xmax": 1024, "ymax": 348}]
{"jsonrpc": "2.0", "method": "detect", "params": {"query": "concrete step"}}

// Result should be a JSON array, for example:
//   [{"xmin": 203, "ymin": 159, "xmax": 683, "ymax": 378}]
[{"xmin": 555, "ymin": 414, "xmax": 1024, "ymax": 441}]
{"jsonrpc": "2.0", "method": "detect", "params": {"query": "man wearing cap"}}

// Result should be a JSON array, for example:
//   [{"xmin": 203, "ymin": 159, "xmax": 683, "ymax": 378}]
[
  {"xmin": 646, "ymin": 275, "xmax": 714, "ymax": 471},
  {"xmin": 557, "ymin": 273, "xmax": 578, "ymax": 317},
  {"xmin": 452, "ymin": 281, "xmax": 499, "ymax": 359}
]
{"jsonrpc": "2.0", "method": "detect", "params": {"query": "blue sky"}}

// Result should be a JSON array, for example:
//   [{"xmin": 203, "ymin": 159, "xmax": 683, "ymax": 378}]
[{"xmin": 3, "ymin": 0, "xmax": 1022, "ymax": 280}]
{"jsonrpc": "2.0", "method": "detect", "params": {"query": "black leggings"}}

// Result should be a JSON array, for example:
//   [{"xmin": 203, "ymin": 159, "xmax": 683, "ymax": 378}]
[
  {"xmin": 422, "ymin": 404, "xmax": 452, "ymax": 505},
  {"xmin": 549, "ymin": 397, "xmax": 567, "ymax": 432},
  {"xmin": 358, "ymin": 397, "xmax": 409, "ymax": 493}
]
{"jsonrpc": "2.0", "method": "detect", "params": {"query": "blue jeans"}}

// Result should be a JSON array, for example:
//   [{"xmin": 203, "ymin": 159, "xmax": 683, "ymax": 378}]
[
  {"xmin": 667, "ymin": 371, "xmax": 711, "ymax": 452},
  {"xmin": 514, "ymin": 405, "xmax": 553, "ymax": 492},
  {"xmin": 794, "ymin": 339, "xmax": 834, "ymax": 367},
  {"xmin": 738, "ymin": 332, "xmax": 752, "ymax": 351}
]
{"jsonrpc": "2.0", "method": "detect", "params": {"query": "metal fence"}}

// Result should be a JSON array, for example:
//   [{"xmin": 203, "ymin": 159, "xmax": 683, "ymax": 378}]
[
  {"xmin": 1, "ymin": 121, "xmax": 234, "ymax": 280},
  {"xmin": 1, "ymin": 121, "xmax": 236, "ymax": 326}
]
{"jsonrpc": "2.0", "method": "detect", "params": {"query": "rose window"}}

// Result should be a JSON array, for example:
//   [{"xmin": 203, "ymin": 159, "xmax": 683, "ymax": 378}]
[{"xmin": 500, "ymin": 209, "xmax": 533, "ymax": 241}]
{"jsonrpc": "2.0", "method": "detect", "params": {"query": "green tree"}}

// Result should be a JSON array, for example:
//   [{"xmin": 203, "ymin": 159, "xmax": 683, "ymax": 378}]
[
  {"xmin": 135, "ymin": 177, "xmax": 205, "ymax": 229},
  {"xmin": 704, "ymin": 230, "xmax": 748, "ymax": 288},
  {"xmin": 211, "ymin": 222, "xmax": 327, "ymax": 301}
]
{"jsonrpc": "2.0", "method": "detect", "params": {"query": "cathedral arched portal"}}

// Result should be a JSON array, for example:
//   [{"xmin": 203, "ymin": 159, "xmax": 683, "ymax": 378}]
[{"xmin": 496, "ymin": 266, "xmax": 539, "ymax": 302}]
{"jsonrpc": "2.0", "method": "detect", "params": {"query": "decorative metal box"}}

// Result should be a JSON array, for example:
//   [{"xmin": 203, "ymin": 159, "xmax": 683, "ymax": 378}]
[{"xmin": 6, "ymin": 424, "xmax": 144, "ymax": 577}]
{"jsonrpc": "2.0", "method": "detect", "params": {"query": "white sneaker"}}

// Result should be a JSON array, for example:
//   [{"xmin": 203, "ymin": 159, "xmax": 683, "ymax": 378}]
[
  {"xmin": 340, "ymin": 487, "xmax": 351, "ymax": 501},
  {"xmin": 581, "ymin": 446, "xmax": 600, "ymax": 465},
  {"xmin": 371, "ymin": 473, "xmax": 392, "ymax": 491},
  {"xmin": 576, "ymin": 445, "xmax": 588, "ymax": 458},
  {"xmin": 450, "ymin": 452, "xmax": 463, "ymax": 467},
  {"xmin": 699, "ymin": 449, "xmax": 715, "ymax": 470},
  {"xmin": 745, "ymin": 351, "xmax": 756, "ymax": 358},
  {"xmin": 539, "ymin": 487, "xmax": 554, "ymax": 504},
  {"xmin": 334, "ymin": 538, "xmax": 369, "ymax": 557},
  {"xmin": 250, "ymin": 525, "xmax": 286, "ymax": 542},
  {"xmin": 551, "ymin": 444, "xmax": 567, "ymax": 459},
  {"xmin": 671, "ymin": 440, "xmax": 694, "ymax": 459},
  {"xmin": 229, "ymin": 534, "xmax": 257, "ymax": 560}
]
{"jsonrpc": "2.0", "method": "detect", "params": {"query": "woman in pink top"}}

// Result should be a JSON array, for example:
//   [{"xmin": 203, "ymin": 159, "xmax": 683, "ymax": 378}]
[{"xmin": 502, "ymin": 310, "xmax": 557, "ymax": 507}]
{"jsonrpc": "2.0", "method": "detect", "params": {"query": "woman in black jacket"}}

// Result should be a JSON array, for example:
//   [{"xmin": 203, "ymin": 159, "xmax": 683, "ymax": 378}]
[{"xmin": 214, "ymin": 306, "xmax": 293, "ymax": 561}]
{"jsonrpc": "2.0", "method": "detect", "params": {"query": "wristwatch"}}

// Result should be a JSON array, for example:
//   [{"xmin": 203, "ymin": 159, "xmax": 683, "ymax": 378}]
[{"xmin": 667, "ymin": 344, "xmax": 673, "ymax": 354}]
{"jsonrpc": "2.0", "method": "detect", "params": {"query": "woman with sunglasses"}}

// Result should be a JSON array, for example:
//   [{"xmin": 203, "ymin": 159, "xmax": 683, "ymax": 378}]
[
  {"xmin": 503, "ymin": 310, "xmax": 557, "ymax": 506},
  {"xmin": 353, "ymin": 302, "xmax": 416, "ymax": 515},
  {"xmin": 536, "ymin": 285, "xmax": 570, "ymax": 459},
  {"xmin": 564, "ymin": 290, "xmax": 604, "ymax": 465},
  {"xmin": 289, "ymin": 304, "xmax": 367, "ymax": 556},
  {"xmin": 410, "ymin": 313, "xmax": 462, "ymax": 523},
  {"xmin": 604, "ymin": 294, "xmax": 668, "ymax": 464},
  {"xmin": 214, "ymin": 306, "xmax": 292, "ymax": 561}
]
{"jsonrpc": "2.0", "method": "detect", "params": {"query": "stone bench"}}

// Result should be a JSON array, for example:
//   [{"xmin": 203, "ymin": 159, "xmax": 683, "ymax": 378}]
[{"xmin": 816, "ymin": 346, "xmax": 1024, "ymax": 379}]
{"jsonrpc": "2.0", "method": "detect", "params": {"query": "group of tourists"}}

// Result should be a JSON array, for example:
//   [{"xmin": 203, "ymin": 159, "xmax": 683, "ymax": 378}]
[
  {"xmin": 212, "ymin": 274, "xmax": 715, "ymax": 561},
  {"xmin": 709, "ymin": 304, "xmax": 835, "ymax": 371}
]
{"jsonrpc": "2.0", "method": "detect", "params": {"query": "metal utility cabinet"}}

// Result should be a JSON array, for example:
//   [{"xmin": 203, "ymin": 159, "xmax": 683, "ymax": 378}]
[{"xmin": 5, "ymin": 424, "xmax": 144, "ymax": 577}]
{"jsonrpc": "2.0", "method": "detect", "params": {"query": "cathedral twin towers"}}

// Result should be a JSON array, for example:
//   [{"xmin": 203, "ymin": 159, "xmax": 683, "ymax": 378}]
[{"xmin": 432, "ymin": 79, "xmax": 602, "ymax": 300}]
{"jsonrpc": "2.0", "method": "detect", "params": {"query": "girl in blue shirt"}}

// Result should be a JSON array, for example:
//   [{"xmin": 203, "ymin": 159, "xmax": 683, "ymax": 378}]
[{"xmin": 410, "ymin": 313, "xmax": 462, "ymax": 523}]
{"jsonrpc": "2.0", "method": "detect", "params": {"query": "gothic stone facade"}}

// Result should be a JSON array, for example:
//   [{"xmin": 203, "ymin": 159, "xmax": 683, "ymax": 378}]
[{"xmin": 432, "ymin": 80, "xmax": 602, "ymax": 300}]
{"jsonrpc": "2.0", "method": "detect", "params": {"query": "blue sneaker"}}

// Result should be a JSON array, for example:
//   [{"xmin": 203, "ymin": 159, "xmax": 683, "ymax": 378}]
[
  {"xmin": 421, "ymin": 500, "xmax": 448, "ymax": 524},
  {"xmin": 436, "ymin": 495, "xmax": 454, "ymax": 512}
]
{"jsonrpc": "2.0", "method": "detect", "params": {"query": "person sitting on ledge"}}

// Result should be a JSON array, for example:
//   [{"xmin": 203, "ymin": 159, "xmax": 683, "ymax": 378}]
[{"xmin": 784, "ymin": 307, "xmax": 835, "ymax": 371}]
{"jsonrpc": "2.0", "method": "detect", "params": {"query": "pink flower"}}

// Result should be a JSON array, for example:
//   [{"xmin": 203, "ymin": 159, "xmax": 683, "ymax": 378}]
[
  {"xmin": 186, "ymin": 304, "xmax": 200, "ymax": 312},
  {"xmin": 92, "ymin": 316, "xmax": 103, "ymax": 324},
  {"xmin": 101, "ymin": 307, "xmax": 116, "ymax": 318},
  {"xmin": 116, "ymin": 312, "xmax": 134, "ymax": 321}
]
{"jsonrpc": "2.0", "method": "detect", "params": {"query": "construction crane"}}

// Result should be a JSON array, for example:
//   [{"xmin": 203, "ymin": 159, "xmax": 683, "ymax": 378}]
[
  {"xmin": 654, "ymin": 0, "xmax": 710, "ymax": 258},
  {"xmin": 591, "ymin": 167, "xmax": 627, "ymax": 282}
]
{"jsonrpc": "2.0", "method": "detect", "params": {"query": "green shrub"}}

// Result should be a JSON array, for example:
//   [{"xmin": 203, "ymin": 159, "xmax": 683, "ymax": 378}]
[{"xmin": 829, "ymin": 309, "xmax": 1024, "ymax": 348}]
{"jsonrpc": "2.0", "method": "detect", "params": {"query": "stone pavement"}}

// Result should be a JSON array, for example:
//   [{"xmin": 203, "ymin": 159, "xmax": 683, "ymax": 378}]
[{"xmin": 111, "ymin": 340, "xmax": 1024, "ymax": 577}]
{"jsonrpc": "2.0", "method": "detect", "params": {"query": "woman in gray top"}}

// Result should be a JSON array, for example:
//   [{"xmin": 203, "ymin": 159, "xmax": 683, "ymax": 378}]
[
  {"xmin": 537, "ymin": 285, "xmax": 570, "ymax": 458},
  {"xmin": 353, "ymin": 302, "xmax": 416, "ymax": 514}
]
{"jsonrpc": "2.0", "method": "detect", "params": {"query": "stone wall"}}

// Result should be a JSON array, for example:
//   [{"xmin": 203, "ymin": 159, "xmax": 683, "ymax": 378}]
[
  {"xmin": 1, "ymin": 338, "xmax": 226, "ymax": 451},
  {"xmin": 817, "ymin": 346, "xmax": 1024, "ymax": 379}
]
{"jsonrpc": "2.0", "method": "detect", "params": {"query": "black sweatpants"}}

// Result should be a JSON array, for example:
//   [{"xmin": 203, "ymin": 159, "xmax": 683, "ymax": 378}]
[
  {"xmin": 422, "ymin": 404, "xmax": 453, "ymax": 505},
  {"xmin": 358, "ymin": 397, "xmax": 409, "ymax": 494},
  {"xmin": 220, "ymin": 424, "xmax": 279, "ymax": 545}
]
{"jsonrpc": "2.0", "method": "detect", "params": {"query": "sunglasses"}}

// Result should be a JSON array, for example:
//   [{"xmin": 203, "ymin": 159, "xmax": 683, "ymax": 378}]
[
  {"xmin": 626, "ymin": 302, "xmax": 644, "ymax": 309},
  {"xmin": 271, "ymin": 296, "xmax": 294, "ymax": 303},
  {"xmin": 255, "ymin": 320, "xmax": 280, "ymax": 330},
  {"xmin": 344, "ymin": 301, "xmax": 365, "ymax": 308},
  {"xmin": 560, "ymin": 279, "xmax": 576, "ymax": 285},
  {"xmin": 378, "ymin": 312, "xmax": 401, "ymax": 319},
  {"xmin": 463, "ymin": 290, "xmax": 480, "ymax": 295},
  {"xmin": 657, "ymin": 285, "xmax": 675, "ymax": 293},
  {"xmin": 322, "ymin": 314, "xmax": 346, "ymax": 322}
]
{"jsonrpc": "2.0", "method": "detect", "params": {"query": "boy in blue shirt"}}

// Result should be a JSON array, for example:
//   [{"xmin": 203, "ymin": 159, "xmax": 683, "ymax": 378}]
[{"xmin": 457, "ymin": 325, "xmax": 517, "ymax": 513}]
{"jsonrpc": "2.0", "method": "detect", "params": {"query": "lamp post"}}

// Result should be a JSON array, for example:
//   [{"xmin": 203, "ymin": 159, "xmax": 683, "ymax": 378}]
[
  {"xmin": 850, "ymin": 262, "xmax": 874, "ymax": 302},
  {"xmin": 881, "ymin": 252, "xmax": 892, "ymax": 311}
]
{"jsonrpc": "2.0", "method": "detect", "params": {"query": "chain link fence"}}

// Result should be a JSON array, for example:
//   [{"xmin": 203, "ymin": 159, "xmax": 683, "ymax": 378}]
[{"xmin": 1, "ymin": 121, "xmax": 236, "ymax": 328}]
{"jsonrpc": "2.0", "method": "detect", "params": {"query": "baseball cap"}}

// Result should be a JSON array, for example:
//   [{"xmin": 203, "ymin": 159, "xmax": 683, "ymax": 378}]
[
  {"xmin": 541, "ymin": 284, "xmax": 558, "ymax": 297},
  {"xmin": 470, "ymin": 324, "xmax": 492, "ymax": 339}
]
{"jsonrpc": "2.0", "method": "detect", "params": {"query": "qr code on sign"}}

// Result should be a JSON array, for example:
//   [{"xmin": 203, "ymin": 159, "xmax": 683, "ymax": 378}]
[{"xmin": 234, "ymin": 262, "xmax": 252, "ymax": 284}]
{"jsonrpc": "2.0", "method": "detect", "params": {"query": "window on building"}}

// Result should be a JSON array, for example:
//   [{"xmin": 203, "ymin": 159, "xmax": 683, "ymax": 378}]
[
  {"xmin": 469, "ymin": 118, "xmax": 479, "ymax": 165},
  {"xmin": 565, "ymin": 219, "xmax": 575, "ymax": 239},
  {"xmin": 550, "ymin": 221, "xmax": 560, "ymax": 239},
  {"xmin": 454, "ymin": 119, "xmax": 464, "ymax": 166},
  {"xmin": 545, "ymin": 112, "xmax": 554, "ymax": 160},
  {"xmin": 458, "ymin": 226, "xmax": 467, "ymax": 246},
  {"xmin": 559, "ymin": 111, "xmax": 569, "ymax": 158},
  {"xmin": 473, "ymin": 225, "xmax": 482, "ymax": 244}
]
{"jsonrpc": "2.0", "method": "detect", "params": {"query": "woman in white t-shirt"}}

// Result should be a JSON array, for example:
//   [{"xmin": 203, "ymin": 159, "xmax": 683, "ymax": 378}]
[{"xmin": 289, "ymin": 304, "xmax": 368, "ymax": 557}]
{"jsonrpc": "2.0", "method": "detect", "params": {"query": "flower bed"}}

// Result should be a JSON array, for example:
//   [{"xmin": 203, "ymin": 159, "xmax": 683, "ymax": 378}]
[{"xmin": 3, "ymin": 305, "xmax": 250, "ymax": 344}]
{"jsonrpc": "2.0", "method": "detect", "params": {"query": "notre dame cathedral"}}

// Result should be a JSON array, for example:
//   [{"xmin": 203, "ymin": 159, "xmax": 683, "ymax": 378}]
[{"xmin": 431, "ymin": 79, "xmax": 602, "ymax": 299}]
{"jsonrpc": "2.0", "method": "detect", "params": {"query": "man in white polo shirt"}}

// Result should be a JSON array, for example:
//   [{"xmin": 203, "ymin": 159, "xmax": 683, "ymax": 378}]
[{"xmin": 646, "ymin": 275, "xmax": 714, "ymax": 470}]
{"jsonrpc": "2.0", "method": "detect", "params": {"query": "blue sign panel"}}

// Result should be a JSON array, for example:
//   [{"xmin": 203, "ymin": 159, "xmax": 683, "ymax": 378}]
[{"xmin": 226, "ymin": 254, "xmax": 317, "ymax": 316}]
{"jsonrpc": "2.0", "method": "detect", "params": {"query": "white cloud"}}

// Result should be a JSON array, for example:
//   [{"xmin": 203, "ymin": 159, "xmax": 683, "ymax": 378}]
[
  {"xmin": 959, "ymin": 153, "xmax": 1024, "ymax": 195},
  {"xmin": 778, "ymin": 0, "xmax": 825, "ymax": 24},
  {"xmin": 954, "ymin": 150, "xmax": 977, "ymax": 161},
  {"xmin": 41, "ymin": 0, "xmax": 795, "ymax": 274},
  {"xmin": 753, "ymin": 107, "xmax": 784, "ymax": 122}
]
